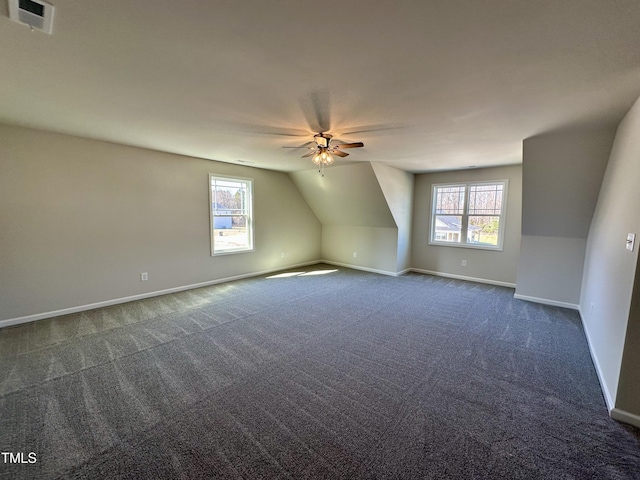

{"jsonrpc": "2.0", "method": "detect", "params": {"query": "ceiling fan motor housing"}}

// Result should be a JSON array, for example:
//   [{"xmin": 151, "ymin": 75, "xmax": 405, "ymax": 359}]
[{"xmin": 314, "ymin": 133, "xmax": 332, "ymax": 148}]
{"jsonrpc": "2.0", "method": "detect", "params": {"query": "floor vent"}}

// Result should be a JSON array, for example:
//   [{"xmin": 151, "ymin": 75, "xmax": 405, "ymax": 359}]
[{"xmin": 8, "ymin": 0, "xmax": 55, "ymax": 34}]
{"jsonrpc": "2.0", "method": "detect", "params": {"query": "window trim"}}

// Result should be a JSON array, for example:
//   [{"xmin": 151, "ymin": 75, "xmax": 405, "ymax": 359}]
[
  {"xmin": 209, "ymin": 174, "xmax": 254, "ymax": 256},
  {"xmin": 429, "ymin": 179, "xmax": 508, "ymax": 251}
]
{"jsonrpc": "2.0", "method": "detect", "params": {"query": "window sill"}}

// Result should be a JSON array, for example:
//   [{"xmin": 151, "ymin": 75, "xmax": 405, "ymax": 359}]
[
  {"xmin": 212, "ymin": 248, "xmax": 254, "ymax": 256},
  {"xmin": 428, "ymin": 241, "xmax": 503, "ymax": 252}
]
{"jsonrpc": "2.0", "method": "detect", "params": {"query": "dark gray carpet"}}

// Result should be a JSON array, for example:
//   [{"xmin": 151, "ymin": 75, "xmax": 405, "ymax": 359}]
[{"xmin": 1, "ymin": 264, "xmax": 639, "ymax": 479}]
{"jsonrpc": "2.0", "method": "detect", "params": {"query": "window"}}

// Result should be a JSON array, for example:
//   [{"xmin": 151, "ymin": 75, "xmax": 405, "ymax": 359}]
[
  {"xmin": 210, "ymin": 175, "xmax": 253, "ymax": 255},
  {"xmin": 430, "ymin": 180, "xmax": 507, "ymax": 250}
]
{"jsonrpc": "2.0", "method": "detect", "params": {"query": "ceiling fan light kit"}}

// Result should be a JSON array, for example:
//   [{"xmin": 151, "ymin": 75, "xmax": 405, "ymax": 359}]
[
  {"xmin": 303, "ymin": 132, "xmax": 364, "ymax": 176},
  {"xmin": 312, "ymin": 148, "xmax": 334, "ymax": 176}
]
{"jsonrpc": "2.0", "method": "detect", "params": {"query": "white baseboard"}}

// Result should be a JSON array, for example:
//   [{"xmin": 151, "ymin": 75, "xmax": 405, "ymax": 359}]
[
  {"xmin": 410, "ymin": 268, "xmax": 516, "ymax": 288},
  {"xmin": 577, "ymin": 307, "xmax": 616, "ymax": 412},
  {"xmin": 320, "ymin": 259, "xmax": 400, "ymax": 277},
  {"xmin": 516, "ymin": 297, "xmax": 640, "ymax": 428},
  {"xmin": 320, "ymin": 260, "xmax": 399, "ymax": 277},
  {"xmin": 0, "ymin": 261, "xmax": 495, "ymax": 328},
  {"xmin": 512, "ymin": 293, "xmax": 579, "ymax": 311},
  {"xmin": 610, "ymin": 408, "xmax": 640, "ymax": 428},
  {"xmin": 7, "ymin": 258, "xmax": 637, "ymax": 429},
  {"xmin": 0, "ymin": 260, "xmax": 322, "ymax": 329}
]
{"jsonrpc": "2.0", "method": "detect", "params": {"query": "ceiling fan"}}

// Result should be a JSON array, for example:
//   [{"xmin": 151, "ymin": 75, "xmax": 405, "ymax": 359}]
[{"xmin": 296, "ymin": 133, "xmax": 364, "ymax": 175}]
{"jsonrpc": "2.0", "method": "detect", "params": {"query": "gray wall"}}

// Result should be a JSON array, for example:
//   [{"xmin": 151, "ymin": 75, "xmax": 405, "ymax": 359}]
[
  {"xmin": 321, "ymin": 225, "xmax": 398, "ymax": 274},
  {"xmin": 617, "ymin": 265, "xmax": 640, "ymax": 420},
  {"xmin": 289, "ymin": 163, "xmax": 395, "ymax": 228},
  {"xmin": 411, "ymin": 165, "xmax": 522, "ymax": 286},
  {"xmin": 516, "ymin": 236, "xmax": 589, "ymax": 305},
  {"xmin": 580, "ymin": 97, "xmax": 640, "ymax": 416},
  {"xmin": 290, "ymin": 162, "xmax": 402, "ymax": 275},
  {"xmin": 516, "ymin": 130, "xmax": 615, "ymax": 306},
  {"xmin": 371, "ymin": 163, "xmax": 414, "ymax": 272},
  {"xmin": 0, "ymin": 124, "xmax": 321, "ymax": 323}
]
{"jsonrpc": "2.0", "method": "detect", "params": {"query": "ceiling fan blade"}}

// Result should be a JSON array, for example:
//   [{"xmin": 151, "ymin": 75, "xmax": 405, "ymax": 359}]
[
  {"xmin": 301, "ymin": 150, "xmax": 317, "ymax": 158},
  {"xmin": 282, "ymin": 141, "xmax": 315, "ymax": 149},
  {"xmin": 331, "ymin": 149, "xmax": 349, "ymax": 157},
  {"xmin": 334, "ymin": 142, "xmax": 364, "ymax": 149},
  {"xmin": 226, "ymin": 123, "xmax": 310, "ymax": 137},
  {"xmin": 336, "ymin": 124, "xmax": 402, "ymax": 136}
]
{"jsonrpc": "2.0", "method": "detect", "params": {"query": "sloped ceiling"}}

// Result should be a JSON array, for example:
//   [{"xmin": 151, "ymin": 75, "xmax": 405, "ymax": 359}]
[
  {"xmin": 289, "ymin": 163, "xmax": 395, "ymax": 228},
  {"xmin": 1, "ymin": 1, "xmax": 640, "ymax": 173}
]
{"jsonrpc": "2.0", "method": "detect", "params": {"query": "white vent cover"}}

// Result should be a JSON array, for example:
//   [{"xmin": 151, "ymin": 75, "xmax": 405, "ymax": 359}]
[{"xmin": 8, "ymin": 0, "xmax": 54, "ymax": 34}]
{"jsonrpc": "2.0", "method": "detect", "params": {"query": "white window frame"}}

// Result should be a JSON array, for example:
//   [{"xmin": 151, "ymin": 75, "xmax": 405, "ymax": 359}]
[
  {"xmin": 209, "ymin": 174, "xmax": 254, "ymax": 256},
  {"xmin": 429, "ymin": 180, "xmax": 508, "ymax": 251}
]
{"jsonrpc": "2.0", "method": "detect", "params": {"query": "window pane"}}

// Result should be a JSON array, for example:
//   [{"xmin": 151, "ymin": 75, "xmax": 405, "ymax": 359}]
[
  {"xmin": 430, "ymin": 181, "xmax": 506, "ymax": 249},
  {"xmin": 212, "ymin": 179, "xmax": 248, "ymax": 215},
  {"xmin": 468, "ymin": 184, "xmax": 503, "ymax": 215},
  {"xmin": 210, "ymin": 175, "xmax": 253, "ymax": 255},
  {"xmin": 434, "ymin": 215, "xmax": 462, "ymax": 243},
  {"xmin": 214, "ymin": 216, "xmax": 250, "ymax": 252},
  {"xmin": 435, "ymin": 186, "xmax": 465, "ymax": 215},
  {"xmin": 467, "ymin": 216, "xmax": 500, "ymax": 246}
]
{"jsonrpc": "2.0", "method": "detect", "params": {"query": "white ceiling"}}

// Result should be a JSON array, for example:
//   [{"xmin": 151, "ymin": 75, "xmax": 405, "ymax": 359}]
[{"xmin": 1, "ymin": 1, "xmax": 639, "ymax": 173}]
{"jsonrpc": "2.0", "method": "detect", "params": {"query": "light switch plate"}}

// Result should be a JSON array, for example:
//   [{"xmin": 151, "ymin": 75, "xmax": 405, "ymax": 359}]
[{"xmin": 627, "ymin": 233, "xmax": 636, "ymax": 252}]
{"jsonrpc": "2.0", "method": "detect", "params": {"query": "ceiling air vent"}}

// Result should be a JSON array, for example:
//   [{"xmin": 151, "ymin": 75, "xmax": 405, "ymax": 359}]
[{"xmin": 8, "ymin": 0, "xmax": 54, "ymax": 34}]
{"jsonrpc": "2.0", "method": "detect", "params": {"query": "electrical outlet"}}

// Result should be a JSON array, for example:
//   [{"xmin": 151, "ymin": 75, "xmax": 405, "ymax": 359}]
[
  {"xmin": 140, "ymin": 272, "xmax": 148, "ymax": 281},
  {"xmin": 353, "ymin": 252, "xmax": 357, "ymax": 258},
  {"xmin": 280, "ymin": 252, "xmax": 285, "ymax": 258},
  {"xmin": 461, "ymin": 260, "xmax": 467, "ymax": 267}
]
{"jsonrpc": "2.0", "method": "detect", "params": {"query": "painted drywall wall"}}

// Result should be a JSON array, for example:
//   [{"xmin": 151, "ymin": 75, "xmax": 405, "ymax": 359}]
[
  {"xmin": 289, "ymin": 163, "xmax": 396, "ymax": 227},
  {"xmin": 580, "ymin": 97, "xmax": 640, "ymax": 414},
  {"xmin": 521, "ymin": 131, "xmax": 614, "ymax": 238},
  {"xmin": 516, "ymin": 130, "xmax": 614, "ymax": 305},
  {"xmin": 616, "ymin": 262, "xmax": 640, "ymax": 422},
  {"xmin": 411, "ymin": 165, "xmax": 522, "ymax": 286},
  {"xmin": 0, "ymin": 124, "xmax": 321, "ymax": 322},
  {"xmin": 322, "ymin": 225, "xmax": 398, "ymax": 274},
  {"xmin": 516, "ymin": 236, "xmax": 587, "ymax": 308},
  {"xmin": 371, "ymin": 163, "xmax": 414, "ymax": 272},
  {"xmin": 290, "ymin": 163, "xmax": 401, "ymax": 274}
]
